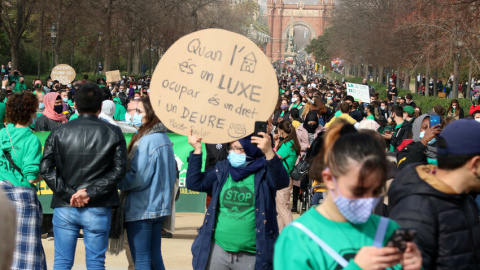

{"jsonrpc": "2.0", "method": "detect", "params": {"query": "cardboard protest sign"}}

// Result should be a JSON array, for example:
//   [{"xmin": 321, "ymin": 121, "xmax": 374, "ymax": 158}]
[
  {"xmin": 106, "ymin": 70, "xmax": 121, "ymax": 83},
  {"xmin": 346, "ymin": 82, "xmax": 370, "ymax": 102},
  {"xmin": 51, "ymin": 64, "xmax": 76, "ymax": 85},
  {"xmin": 150, "ymin": 28, "xmax": 278, "ymax": 144}
]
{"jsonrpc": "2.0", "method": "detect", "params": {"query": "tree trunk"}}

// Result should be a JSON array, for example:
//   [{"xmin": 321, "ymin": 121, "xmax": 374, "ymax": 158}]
[
  {"xmin": 404, "ymin": 70, "xmax": 409, "ymax": 91},
  {"xmin": 10, "ymin": 39, "xmax": 20, "ymax": 71},
  {"xmin": 433, "ymin": 70, "xmax": 438, "ymax": 97},
  {"xmin": 467, "ymin": 60, "xmax": 473, "ymax": 99},
  {"xmin": 373, "ymin": 66, "xmax": 378, "ymax": 83},
  {"xmin": 363, "ymin": 62, "xmax": 368, "ymax": 80},
  {"xmin": 415, "ymin": 69, "xmax": 418, "ymax": 93},
  {"xmin": 127, "ymin": 39, "xmax": 134, "ymax": 74},
  {"xmin": 148, "ymin": 39, "xmax": 152, "ymax": 76},
  {"xmin": 396, "ymin": 67, "xmax": 401, "ymax": 89},
  {"xmin": 379, "ymin": 66, "xmax": 384, "ymax": 84},
  {"xmin": 452, "ymin": 53, "xmax": 459, "ymax": 99},
  {"xmin": 425, "ymin": 64, "xmax": 430, "ymax": 97},
  {"xmin": 37, "ymin": 1, "xmax": 45, "ymax": 77},
  {"xmin": 132, "ymin": 32, "xmax": 141, "ymax": 75},
  {"xmin": 103, "ymin": 0, "xmax": 113, "ymax": 72}
]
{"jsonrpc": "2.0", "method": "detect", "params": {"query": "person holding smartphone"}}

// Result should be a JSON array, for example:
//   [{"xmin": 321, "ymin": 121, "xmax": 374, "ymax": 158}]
[
  {"xmin": 187, "ymin": 129, "xmax": 290, "ymax": 270},
  {"xmin": 274, "ymin": 123, "xmax": 422, "ymax": 270}
]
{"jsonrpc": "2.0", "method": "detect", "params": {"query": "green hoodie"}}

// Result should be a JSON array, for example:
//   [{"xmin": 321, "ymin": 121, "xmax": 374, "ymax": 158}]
[
  {"xmin": 113, "ymin": 97, "xmax": 127, "ymax": 121},
  {"xmin": 0, "ymin": 123, "xmax": 42, "ymax": 188}
]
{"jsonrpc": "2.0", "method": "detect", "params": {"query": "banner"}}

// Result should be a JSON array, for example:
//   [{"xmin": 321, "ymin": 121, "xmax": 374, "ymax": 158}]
[
  {"xmin": 346, "ymin": 82, "xmax": 370, "ymax": 102},
  {"xmin": 33, "ymin": 132, "xmax": 207, "ymax": 214}
]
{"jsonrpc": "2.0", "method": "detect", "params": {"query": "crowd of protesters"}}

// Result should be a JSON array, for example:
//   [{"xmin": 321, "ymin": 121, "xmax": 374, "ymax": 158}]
[{"xmin": 0, "ymin": 63, "xmax": 479, "ymax": 270}]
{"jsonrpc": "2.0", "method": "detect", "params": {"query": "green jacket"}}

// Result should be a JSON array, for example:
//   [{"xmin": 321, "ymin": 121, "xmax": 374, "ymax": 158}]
[
  {"xmin": 0, "ymin": 123, "xmax": 42, "ymax": 188},
  {"xmin": 113, "ymin": 97, "xmax": 127, "ymax": 121}
]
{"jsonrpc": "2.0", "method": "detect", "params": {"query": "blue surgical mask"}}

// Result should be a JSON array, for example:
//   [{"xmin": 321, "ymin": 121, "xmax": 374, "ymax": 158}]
[
  {"xmin": 38, "ymin": 103, "xmax": 45, "ymax": 110},
  {"xmin": 419, "ymin": 131, "xmax": 437, "ymax": 145},
  {"xmin": 228, "ymin": 152, "xmax": 247, "ymax": 168},
  {"xmin": 331, "ymin": 175, "xmax": 380, "ymax": 224},
  {"xmin": 380, "ymin": 106, "xmax": 386, "ymax": 110},
  {"xmin": 132, "ymin": 113, "xmax": 143, "ymax": 127},
  {"xmin": 125, "ymin": 112, "xmax": 132, "ymax": 124},
  {"xmin": 62, "ymin": 97, "xmax": 68, "ymax": 103},
  {"xmin": 67, "ymin": 84, "xmax": 72, "ymax": 88}
]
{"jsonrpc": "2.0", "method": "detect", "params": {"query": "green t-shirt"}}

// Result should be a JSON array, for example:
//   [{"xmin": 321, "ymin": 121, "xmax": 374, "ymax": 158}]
[
  {"xmin": 274, "ymin": 208, "xmax": 401, "ymax": 270},
  {"xmin": 214, "ymin": 174, "xmax": 256, "ymax": 253},
  {"xmin": 277, "ymin": 140, "xmax": 298, "ymax": 174},
  {"xmin": 367, "ymin": 114, "xmax": 375, "ymax": 121},
  {"xmin": 67, "ymin": 99, "xmax": 75, "ymax": 107}
]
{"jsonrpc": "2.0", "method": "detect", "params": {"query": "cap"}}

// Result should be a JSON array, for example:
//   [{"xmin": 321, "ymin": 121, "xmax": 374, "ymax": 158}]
[
  {"xmin": 403, "ymin": 106, "xmax": 414, "ymax": 115},
  {"xmin": 437, "ymin": 119, "xmax": 480, "ymax": 155}
]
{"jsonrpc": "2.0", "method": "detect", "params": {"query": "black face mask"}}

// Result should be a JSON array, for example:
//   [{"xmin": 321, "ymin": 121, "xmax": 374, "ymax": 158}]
[
  {"xmin": 279, "ymin": 136, "xmax": 285, "ymax": 142},
  {"xmin": 54, "ymin": 104, "xmax": 63, "ymax": 114}
]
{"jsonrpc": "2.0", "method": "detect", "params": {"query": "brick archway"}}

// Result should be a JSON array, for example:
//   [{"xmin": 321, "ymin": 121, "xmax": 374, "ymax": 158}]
[
  {"xmin": 266, "ymin": 0, "xmax": 334, "ymax": 61},
  {"xmin": 281, "ymin": 19, "xmax": 317, "ymax": 44}
]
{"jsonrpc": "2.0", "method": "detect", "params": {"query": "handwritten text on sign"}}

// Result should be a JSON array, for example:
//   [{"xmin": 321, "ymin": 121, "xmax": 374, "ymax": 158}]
[
  {"xmin": 50, "ymin": 64, "xmax": 76, "ymax": 85},
  {"xmin": 150, "ymin": 29, "xmax": 278, "ymax": 144},
  {"xmin": 346, "ymin": 83, "xmax": 371, "ymax": 102}
]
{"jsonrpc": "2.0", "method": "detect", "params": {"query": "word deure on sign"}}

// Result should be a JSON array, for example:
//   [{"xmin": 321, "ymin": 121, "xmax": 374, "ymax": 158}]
[{"xmin": 150, "ymin": 28, "xmax": 278, "ymax": 143}]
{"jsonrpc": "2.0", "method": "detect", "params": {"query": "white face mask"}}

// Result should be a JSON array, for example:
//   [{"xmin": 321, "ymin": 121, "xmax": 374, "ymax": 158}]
[
  {"xmin": 475, "ymin": 118, "xmax": 480, "ymax": 123},
  {"xmin": 452, "ymin": 105, "xmax": 457, "ymax": 109}
]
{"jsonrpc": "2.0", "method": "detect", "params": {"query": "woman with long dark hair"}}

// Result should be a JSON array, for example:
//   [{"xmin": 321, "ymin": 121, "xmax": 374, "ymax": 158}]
[
  {"xmin": 118, "ymin": 97, "xmax": 177, "ymax": 270},
  {"xmin": 275, "ymin": 124, "xmax": 422, "ymax": 270},
  {"xmin": 275, "ymin": 120, "xmax": 301, "ymax": 231}
]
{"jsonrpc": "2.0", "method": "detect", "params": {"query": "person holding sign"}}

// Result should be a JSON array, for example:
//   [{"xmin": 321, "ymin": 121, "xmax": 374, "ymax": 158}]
[{"xmin": 186, "ymin": 130, "xmax": 290, "ymax": 270}]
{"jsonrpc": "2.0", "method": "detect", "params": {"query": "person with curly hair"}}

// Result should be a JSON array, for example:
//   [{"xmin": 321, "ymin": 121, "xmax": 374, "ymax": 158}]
[
  {"xmin": 0, "ymin": 92, "xmax": 47, "ymax": 269},
  {"xmin": 34, "ymin": 92, "xmax": 67, "ymax": 131}
]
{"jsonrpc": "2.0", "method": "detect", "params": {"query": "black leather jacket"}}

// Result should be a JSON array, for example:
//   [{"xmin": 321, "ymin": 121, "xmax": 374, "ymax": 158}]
[{"xmin": 40, "ymin": 114, "xmax": 127, "ymax": 208}]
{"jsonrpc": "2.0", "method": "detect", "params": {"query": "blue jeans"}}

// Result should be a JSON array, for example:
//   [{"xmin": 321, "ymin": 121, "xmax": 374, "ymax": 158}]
[
  {"xmin": 52, "ymin": 207, "xmax": 112, "ymax": 270},
  {"xmin": 126, "ymin": 217, "xmax": 165, "ymax": 270}
]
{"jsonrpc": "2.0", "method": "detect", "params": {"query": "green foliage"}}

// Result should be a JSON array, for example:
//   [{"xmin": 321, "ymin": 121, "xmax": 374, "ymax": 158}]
[
  {"xmin": 305, "ymin": 27, "xmax": 331, "ymax": 66},
  {"xmin": 347, "ymin": 77, "xmax": 473, "ymax": 116}
]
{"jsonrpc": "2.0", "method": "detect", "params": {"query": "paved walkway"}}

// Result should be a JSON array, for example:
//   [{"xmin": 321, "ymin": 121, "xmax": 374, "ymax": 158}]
[{"xmin": 43, "ymin": 212, "xmax": 301, "ymax": 269}]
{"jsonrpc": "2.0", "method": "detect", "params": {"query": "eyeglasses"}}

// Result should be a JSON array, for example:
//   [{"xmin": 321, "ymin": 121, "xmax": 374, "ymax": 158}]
[{"xmin": 228, "ymin": 146, "xmax": 244, "ymax": 153}]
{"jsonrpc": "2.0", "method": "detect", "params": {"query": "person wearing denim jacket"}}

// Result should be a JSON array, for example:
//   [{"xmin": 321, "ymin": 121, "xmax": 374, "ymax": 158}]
[
  {"xmin": 187, "ymin": 131, "xmax": 290, "ymax": 270},
  {"xmin": 118, "ymin": 97, "xmax": 177, "ymax": 270}
]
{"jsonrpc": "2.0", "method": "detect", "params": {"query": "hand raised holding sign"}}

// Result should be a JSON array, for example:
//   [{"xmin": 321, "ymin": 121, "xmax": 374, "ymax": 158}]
[{"xmin": 188, "ymin": 129, "xmax": 203, "ymax": 154}]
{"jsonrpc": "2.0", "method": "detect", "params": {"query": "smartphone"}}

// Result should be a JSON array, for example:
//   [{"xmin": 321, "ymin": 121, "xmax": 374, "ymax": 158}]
[
  {"xmin": 430, "ymin": 115, "xmax": 441, "ymax": 129},
  {"xmin": 387, "ymin": 229, "xmax": 417, "ymax": 252},
  {"xmin": 13, "ymin": 71, "xmax": 18, "ymax": 76},
  {"xmin": 254, "ymin": 121, "xmax": 268, "ymax": 138}
]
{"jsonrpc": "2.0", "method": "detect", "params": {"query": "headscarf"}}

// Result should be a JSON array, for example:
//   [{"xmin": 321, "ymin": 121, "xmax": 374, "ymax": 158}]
[
  {"xmin": 303, "ymin": 111, "xmax": 319, "ymax": 133},
  {"xmin": 42, "ymin": 92, "xmax": 67, "ymax": 123},
  {"xmin": 99, "ymin": 100, "xmax": 117, "ymax": 125},
  {"xmin": 229, "ymin": 135, "xmax": 266, "ymax": 182},
  {"xmin": 412, "ymin": 114, "xmax": 437, "ymax": 159}
]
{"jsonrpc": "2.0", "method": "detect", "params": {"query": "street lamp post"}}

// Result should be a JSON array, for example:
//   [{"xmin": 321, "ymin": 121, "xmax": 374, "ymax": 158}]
[
  {"xmin": 50, "ymin": 24, "xmax": 57, "ymax": 70},
  {"xmin": 95, "ymin": 31, "xmax": 103, "ymax": 76},
  {"xmin": 153, "ymin": 40, "xmax": 159, "ymax": 73}
]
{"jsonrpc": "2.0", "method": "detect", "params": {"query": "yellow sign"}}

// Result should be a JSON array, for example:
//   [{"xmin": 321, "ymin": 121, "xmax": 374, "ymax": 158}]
[{"xmin": 149, "ymin": 29, "xmax": 278, "ymax": 144}]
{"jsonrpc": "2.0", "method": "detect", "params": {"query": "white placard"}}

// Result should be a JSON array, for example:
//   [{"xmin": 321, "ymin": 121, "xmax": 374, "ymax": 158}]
[{"xmin": 346, "ymin": 83, "xmax": 370, "ymax": 102}]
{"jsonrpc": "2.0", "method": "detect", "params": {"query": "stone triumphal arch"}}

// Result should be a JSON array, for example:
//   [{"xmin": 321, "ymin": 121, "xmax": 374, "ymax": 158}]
[{"xmin": 266, "ymin": 0, "xmax": 333, "ymax": 61}]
